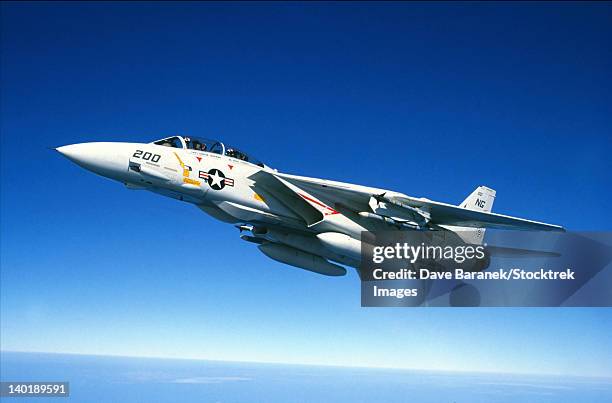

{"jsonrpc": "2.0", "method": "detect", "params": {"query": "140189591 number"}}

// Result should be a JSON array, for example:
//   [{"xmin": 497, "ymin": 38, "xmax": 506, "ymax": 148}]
[{"xmin": 1, "ymin": 382, "xmax": 69, "ymax": 397}]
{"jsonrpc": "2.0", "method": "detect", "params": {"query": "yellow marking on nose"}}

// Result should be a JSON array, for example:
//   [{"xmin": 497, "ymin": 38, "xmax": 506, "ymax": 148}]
[
  {"xmin": 173, "ymin": 152, "xmax": 185, "ymax": 167},
  {"xmin": 174, "ymin": 152, "xmax": 192, "ymax": 179},
  {"xmin": 254, "ymin": 193, "xmax": 265, "ymax": 202},
  {"xmin": 183, "ymin": 178, "xmax": 201, "ymax": 186}
]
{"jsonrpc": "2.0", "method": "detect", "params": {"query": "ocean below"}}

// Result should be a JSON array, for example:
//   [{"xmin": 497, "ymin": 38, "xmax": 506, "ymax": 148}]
[{"xmin": 1, "ymin": 352, "xmax": 610, "ymax": 402}]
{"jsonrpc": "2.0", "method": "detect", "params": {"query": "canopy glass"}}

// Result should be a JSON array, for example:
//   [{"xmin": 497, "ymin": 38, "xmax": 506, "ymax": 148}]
[{"xmin": 152, "ymin": 136, "xmax": 265, "ymax": 167}]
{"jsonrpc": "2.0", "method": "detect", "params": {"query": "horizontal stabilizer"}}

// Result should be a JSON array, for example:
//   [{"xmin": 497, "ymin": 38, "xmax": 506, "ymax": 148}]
[{"xmin": 387, "ymin": 194, "xmax": 564, "ymax": 232}]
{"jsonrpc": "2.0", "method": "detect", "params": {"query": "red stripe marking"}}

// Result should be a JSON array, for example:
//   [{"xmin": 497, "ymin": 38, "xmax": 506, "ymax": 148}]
[{"xmin": 298, "ymin": 193, "xmax": 340, "ymax": 215}]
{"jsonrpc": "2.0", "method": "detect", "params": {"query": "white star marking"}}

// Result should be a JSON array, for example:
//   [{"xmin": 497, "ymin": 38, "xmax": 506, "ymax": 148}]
[{"xmin": 209, "ymin": 170, "xmax": 224, "ymax": 188}]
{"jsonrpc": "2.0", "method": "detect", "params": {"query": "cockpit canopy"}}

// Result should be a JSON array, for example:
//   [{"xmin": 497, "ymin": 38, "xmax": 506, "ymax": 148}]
[{"xmin": 151, "ymin": 136, "xmax": 266, "ymax": 167}]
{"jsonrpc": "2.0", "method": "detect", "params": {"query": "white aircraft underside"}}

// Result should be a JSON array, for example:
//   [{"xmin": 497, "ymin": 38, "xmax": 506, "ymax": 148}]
[{"xmin": 56, "ymin": 135, "xmax": 564, "ymax": 276}]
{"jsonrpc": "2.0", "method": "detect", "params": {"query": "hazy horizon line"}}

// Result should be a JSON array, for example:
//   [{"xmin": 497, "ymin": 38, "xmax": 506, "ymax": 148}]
[{"xmin": 2, "ymin": 349, "xmax": 611, "ymax": 380}]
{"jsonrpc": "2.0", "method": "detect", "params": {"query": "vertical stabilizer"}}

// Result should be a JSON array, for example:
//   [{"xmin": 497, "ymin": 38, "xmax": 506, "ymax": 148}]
[
  {"xmin": 450, "ymin": 186, "xmax": 496, "ymax": 245},
  {"xmin": 460, "ymin": 186, "xmax": 496, "ymax": 213}
]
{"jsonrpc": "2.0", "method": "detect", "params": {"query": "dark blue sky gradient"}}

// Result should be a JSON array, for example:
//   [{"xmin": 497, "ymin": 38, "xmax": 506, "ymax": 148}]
[{"xmin": 1, "ymin": 2, "xmax": 611, "ymax": 376}]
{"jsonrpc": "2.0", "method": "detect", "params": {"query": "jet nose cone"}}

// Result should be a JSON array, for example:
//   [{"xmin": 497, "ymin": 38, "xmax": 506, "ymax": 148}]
[
  {"xmin": 56, "ymin": 142, "xmax": 129, "ymax": 180},
  {"xmin": 55, "ymin": 143, "xmax": 88, "ymax": 162},
  {"xmin": 56, "ymin": 143, "xmax": 104, "ymax": 167}
]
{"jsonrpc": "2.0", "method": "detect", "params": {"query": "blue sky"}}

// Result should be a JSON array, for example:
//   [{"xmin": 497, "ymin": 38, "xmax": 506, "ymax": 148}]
[{"xmin": 1, "ymin": 2, "xmax": 611, "ymax": 377}]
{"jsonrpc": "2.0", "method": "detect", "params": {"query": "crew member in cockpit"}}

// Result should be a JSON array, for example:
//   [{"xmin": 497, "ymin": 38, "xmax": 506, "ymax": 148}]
[{"xmin": 226, "ymin": 148, "xmax": 237, "ymax": 158}]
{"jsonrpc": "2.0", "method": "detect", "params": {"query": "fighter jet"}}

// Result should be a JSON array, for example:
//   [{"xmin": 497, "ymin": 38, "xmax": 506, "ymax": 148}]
[{"xmin": 56, "ymin": 135, "xmax": 564, "ymax": 276}]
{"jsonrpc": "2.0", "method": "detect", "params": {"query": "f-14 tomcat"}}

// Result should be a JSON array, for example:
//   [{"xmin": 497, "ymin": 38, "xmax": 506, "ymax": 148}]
[{"xmin": 56, "ymin": 136, "xmax": 564, "ymax": 276}]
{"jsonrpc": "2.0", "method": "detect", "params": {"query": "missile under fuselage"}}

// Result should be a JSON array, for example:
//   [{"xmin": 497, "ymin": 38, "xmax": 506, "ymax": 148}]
[{"xmin": 258, "ymin": 243, "xmax": 347, "ymax": 276}]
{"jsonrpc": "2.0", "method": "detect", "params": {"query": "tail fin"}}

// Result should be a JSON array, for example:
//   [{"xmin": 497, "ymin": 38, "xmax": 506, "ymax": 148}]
[
  {"xmin": 460, "ymin": 186, "xmax": 496, "ymax": 213},
  {"xmin": 454, "ymin": 186, "xmax": 496, "ymax": 245}
]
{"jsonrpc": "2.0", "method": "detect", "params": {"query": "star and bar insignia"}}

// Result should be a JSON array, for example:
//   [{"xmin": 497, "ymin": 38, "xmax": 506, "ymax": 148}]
[{"xmin": 199, "ymin": 169, "xmax": 234, "ymax": 190}]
